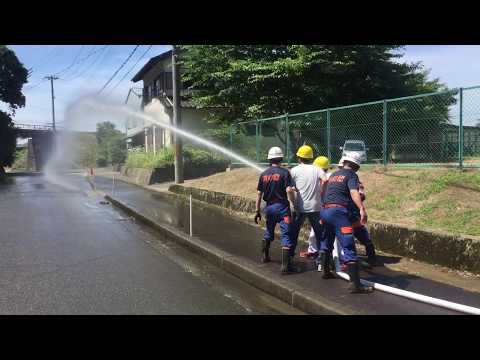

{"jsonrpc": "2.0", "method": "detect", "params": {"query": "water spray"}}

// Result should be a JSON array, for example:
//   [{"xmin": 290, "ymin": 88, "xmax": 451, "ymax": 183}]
[{"xmin": 78, "ymin": 98, "xmax": 265, "ymax": 173}]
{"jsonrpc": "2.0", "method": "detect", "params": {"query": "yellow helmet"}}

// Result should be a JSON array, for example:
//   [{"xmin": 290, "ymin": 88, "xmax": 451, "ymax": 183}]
[
  {"xmin": 296, "ymin": 145, "xmax": 314, "ymax": 159},
  {"xmin": 314, "ymin": 156, "xmax": 330, "ymax": 170}
]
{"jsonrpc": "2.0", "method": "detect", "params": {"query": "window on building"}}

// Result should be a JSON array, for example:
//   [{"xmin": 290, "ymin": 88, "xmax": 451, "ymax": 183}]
[
  {"xmin": 165, "ymin": 72, "xmax": 173, "ymax": 90},
  {"xmin": 158, "ymin": 72, "xmax": 165, "ymax": 93}
]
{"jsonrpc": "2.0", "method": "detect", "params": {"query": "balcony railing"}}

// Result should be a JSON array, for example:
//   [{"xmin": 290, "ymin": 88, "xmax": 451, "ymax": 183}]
[{"xmin": 142, "ymin": 88, "xmax": 195, "ymax": 108}]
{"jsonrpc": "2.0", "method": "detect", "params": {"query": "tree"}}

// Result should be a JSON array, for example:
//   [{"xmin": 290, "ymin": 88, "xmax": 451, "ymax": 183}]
[
  {"xmin": 77, "ymin": 135, "xmax": 97, "ymax": 168},
  {"xmin": 95, "ymin": 121, "xmax": 126, "ymax": 166},
  {"xmin": 180, "ymin": 45, "xmax": 446, "ymax": 121},
  {"xmin": 180, "ymin": 45, "xmax": 454, "ymax": 162},
  {"xmin": 0, "ymin": 46, "xmax": 28, "ymax": 176},
  {"xmin": 110, "ymin": 136, "xmax": 127, "ymax": 165}
]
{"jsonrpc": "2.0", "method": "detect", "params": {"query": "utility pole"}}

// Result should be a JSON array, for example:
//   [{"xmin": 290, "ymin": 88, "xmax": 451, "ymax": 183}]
[
  {"xmin": 45, "ymin": 75, "xmax": 59, "ymax": 131},
  {"xmin": 172, "ymin": 45, "xmax": 184, "ymax": 183}
]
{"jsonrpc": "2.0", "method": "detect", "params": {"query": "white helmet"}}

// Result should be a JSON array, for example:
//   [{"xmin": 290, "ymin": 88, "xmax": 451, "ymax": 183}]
[
  {"xmin": 338, "ymin": 158, "xmax": 345, "ymax": 167},
  {"xmin": 267, "ymin": 146, "xmax": 284, "ymax": 160},
  {"xmin": 342, "ymin": 151, "xmax": 362, "ymax": 167}
]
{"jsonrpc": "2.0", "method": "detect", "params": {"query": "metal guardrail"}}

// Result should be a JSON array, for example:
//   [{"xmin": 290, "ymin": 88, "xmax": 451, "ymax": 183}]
[{"xmin": 14, "ymin": 124, "xmax": 62, "ymax": 131}]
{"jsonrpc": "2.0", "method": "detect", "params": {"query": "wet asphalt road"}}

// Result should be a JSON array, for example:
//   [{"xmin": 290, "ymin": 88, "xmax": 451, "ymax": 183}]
[
  {"xmin": 91, "ymin": 174, "xmax": 480, "ymax": 314},
  {"xmin": 0, "ymin": 174, "xmax": 302, "ymax": 315}
]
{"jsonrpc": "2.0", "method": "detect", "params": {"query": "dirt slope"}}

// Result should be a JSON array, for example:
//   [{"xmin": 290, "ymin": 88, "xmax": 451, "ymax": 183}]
[{"xmin": 184, "ymin": 166, "xmax": 480, "ymax": 238}]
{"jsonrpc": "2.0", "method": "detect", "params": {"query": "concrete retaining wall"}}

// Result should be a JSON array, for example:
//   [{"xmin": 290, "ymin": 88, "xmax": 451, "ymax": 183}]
[
  {"xmin": 169, "ymin": 185, "xmax": 480, "ymax": 274},
  {"xmin": 169, "ymin": 184, "xmax": 257, "ymax": 213},
  {"xmin": 368, "ymin": 222, "xmax": 480, "ymax": 273},
  {"xmin": 121, "ymin": 164, "xmax": 229, "ymax": 186},
  {"xmin": 120, "ymin": 167, "xmax": 154, "ymax": 186}
]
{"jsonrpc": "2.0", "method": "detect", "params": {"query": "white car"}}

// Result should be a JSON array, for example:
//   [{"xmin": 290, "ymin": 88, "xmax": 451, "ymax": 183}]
[{"xmin": 340, "ymin": 140, "xmax": 368, "ymax": 163}]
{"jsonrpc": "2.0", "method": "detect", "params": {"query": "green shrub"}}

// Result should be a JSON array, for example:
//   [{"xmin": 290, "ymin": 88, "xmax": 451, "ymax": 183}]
[
  {"xmin": 125, "ymin": 146, "xmax": 228, "ymax": 169},
  {"xmin": 11, "ymin": 148, "xmax": 27, "ymax": 170},
  {"xmin": 184, "ymin": 146, "xmax": 227, "ymax": 167}
]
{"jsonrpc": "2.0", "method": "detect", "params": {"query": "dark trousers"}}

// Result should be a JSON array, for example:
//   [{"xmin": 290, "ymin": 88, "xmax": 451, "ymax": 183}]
[{"xmin": 291, "ymin": 211, "xmax": 323, "ymax": 255}]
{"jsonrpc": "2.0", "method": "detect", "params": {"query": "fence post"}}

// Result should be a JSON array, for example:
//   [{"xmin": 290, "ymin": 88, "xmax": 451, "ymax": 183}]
[
  {"xmin": 229, "ymin": 124, "xmax": 234, "ymax": 151},
  {"xmin": 459, "ymin": 87, "xmax": 464, "ymax": 169},
  {"xmin": 255, "ymin": 120, "xmax": 260, "ymax": 162},
  {"xmin": 383, "ymin": 100, "xmax": 388, "ymax": 167},
  {"xmin": 285, "ymin": 113, "xmax": 289, "ymax": 165},
  {"xmin": 327, "ymin": 109, "xmax": 331, "ymax": 161}
]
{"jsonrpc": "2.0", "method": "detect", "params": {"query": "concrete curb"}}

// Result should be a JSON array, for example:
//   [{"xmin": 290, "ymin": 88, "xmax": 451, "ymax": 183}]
[
  {"xmin": 5, "ymin": 171, "xmax": 44, "ymax": 177},
  {"xmin": 169, "ymin": 185, "xmax": 480, "ymax": 274},
  {"xmin": 104, "ymin": 194, "xmax": 352, "ymax": 315}
]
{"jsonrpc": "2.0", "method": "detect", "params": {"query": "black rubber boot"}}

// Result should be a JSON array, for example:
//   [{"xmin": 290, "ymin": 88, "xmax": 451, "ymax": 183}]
[
  {"xmin": 281, "ymin": 248, "xmax": 296, "ymax": 275},
  {"xmin": 261, "ymin": 240, "xmax": 271, "ymax": 263},
  {"xmin": 365, "ymin": 245, "xmax": 379, "ymax": 267},
  {"xmin": 359, "ymin": 258, "xmax": 373, "ymax": 269},
  {"xmin": 321, "ymin": 252, "xmax": 335, "ymax": 279},
  {"xmin": 329, "ymin": 252, "xmax": 336, "ymax": 272},
  {"xmin": 346, "ymin": 262, "xmax": 374, "ymax": 294}
]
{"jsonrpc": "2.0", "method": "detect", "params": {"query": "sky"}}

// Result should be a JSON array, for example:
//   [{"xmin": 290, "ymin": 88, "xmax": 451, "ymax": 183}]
[
  {"xmin": 4, "ymin": 45, "xmax": 480, "ymax": 131},
  {"xmin": 4, "ymin": 45, "xmax": 171, "ymax": 131}
]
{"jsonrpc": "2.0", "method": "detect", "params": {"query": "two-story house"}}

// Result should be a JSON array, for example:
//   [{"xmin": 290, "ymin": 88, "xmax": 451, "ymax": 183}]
[{"xmin": 126, "ymin": 49, "xmax": 209, "ymax": 153}]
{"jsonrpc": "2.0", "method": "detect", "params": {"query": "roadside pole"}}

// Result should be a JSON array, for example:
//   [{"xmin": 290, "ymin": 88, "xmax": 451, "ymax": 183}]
[{"xmin": 172, "ymin": 45, "xmax": 184, "ymax": 183}]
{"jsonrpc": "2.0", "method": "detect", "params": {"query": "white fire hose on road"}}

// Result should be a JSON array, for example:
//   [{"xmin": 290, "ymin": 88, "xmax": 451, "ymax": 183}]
[{"xmin": 331, "ymin": 240, "xmax": 480, "ymax": 315}]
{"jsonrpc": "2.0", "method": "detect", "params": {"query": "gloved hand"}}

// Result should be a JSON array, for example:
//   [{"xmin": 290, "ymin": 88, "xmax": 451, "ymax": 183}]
[{"xmin": 254, "ymin": 211, "xmax": 262, "ymax": 224}]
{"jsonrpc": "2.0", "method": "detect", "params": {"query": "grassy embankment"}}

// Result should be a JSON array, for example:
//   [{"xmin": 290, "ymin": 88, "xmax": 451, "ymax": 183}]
[{"xmin": 184, "ymin": 167, "xmax": 480, "ymax": 237}]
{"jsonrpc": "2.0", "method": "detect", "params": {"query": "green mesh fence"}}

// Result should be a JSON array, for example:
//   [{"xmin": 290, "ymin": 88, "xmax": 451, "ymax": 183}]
[
  {"xmin": 258, "ymin": 116, "xmax": 288, "ymax": 163},
  {"xmin": 386, "ymin": 90, "xmax": 459, "ymax": 165},
  {"xmin": 288, "ymin": 111, "xmax": 328, "ymax": 164},
  {"xmin": 330, "ymin": 102, "xmax": 384, "ymax": 164},
  {"xmin": 230, "ymin": 87, "xmax": 480, "ymax": 168},
  {"xmin": 461, "ymin": 86, "xmax": 480, "ymax": 168},
  {"xmin": 230, "ymin": 121, "xmax": 258, "ymax": 162}
]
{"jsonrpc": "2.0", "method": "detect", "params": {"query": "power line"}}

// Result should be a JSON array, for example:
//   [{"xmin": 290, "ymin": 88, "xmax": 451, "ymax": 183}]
[
  {"xmin": 25, "ymin": 77, "xmax": 49, "ymax": 90},
  {"xmin": 26, "ymin": 46, "xmax": 109, "ymax": 89},
  {"xmin": 62, "ymin": 46, "xmax": 110, "ymax": 81},
  {"xmin": 30, "ymin": 46, "xmax": 62, "ymax": 74},
  {"xmin": 98, "ymin": 45, "xmax": 140, "ymax": 95},
  {"xmin": 53, "ymin": 45, "xmax": 109, "ymax": 78},
  {"xmin": 107, "ymin": 45, "xmax": 153, "ymax": 95},
  {"xmin": 57, "ymin": 45, "xmax": 85, "ymax": 77}
]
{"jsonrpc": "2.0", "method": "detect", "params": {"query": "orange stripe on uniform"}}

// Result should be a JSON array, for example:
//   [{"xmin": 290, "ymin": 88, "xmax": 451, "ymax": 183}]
[{"xmin": 340, "ymin": 226, "xmax": 353, "ymax": 234}]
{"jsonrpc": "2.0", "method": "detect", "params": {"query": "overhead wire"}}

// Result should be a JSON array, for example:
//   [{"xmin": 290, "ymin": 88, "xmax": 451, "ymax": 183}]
[
  {"xmin": 106, "ymin": 45, "xmax": 153, "ymax": 95},
  {"xmin": 56, "ymin": 45, "xmax": 85, "ymax": 78},
  {"xmin": 53, "ymin": 45, "xmax": 109, "ymax": 78},
  {"xmin": 62, "ymin": 46, "xmax": 110, "ymax": 81},
  {"xmin": 25, "ymin": 46, "xmax": 108, "ymax": 89},
  {"xmin": 98, "ymin": 45, "xmax": 140, "ymax": 94}
]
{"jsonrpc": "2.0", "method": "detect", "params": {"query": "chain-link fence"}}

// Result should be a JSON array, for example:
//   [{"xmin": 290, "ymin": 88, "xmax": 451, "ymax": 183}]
[{"xmin": 230, "ymin": 86, "xmax": 480, "ymax": 168}]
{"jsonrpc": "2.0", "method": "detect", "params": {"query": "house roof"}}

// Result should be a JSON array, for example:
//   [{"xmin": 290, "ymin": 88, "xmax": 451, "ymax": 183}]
[{"xmin": 131, "ymin": 50, "xmax": 173, "ymax": 83}]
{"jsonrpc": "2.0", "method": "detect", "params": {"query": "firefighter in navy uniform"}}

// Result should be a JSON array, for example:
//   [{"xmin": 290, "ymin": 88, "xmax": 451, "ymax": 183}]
[
  {"xmin": 349, "ymin": 181, "xmax": 379, "ymax": 268},
  {"xmin": 320, "ymin": 152, "xmax": 374, "ymax": 293},
  {"xmin": 255, "ymin": 147, "xmax": 296, "ymax": 274},
  {"xmin": 337, "ymin": 159, "xmax": 378, "ymax": 268}
]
